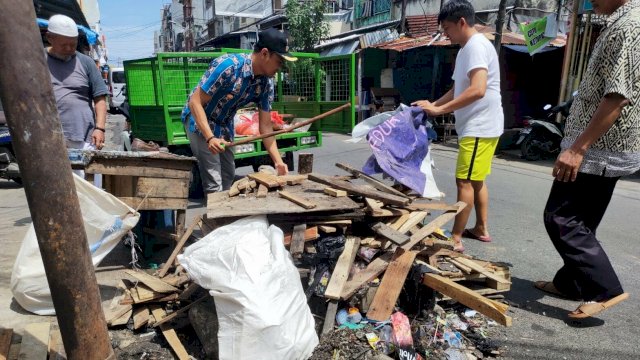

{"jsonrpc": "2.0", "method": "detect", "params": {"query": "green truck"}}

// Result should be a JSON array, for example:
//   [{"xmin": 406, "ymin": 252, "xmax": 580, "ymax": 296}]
[{"xmin": 123, "ymin": 50, "xmax": 356, "ymax": 173}]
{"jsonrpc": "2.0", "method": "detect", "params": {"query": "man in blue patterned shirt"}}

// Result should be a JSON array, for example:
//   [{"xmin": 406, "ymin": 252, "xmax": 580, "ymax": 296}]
[{"xmin": 182, "ymin": 28, "xmax": 296, "ymax": 193}]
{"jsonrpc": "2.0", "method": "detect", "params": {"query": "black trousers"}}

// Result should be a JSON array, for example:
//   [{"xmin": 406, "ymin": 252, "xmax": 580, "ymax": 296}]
[{"xmin": 543, "ymin": 172, "xmax": 624, "ymax": 302}]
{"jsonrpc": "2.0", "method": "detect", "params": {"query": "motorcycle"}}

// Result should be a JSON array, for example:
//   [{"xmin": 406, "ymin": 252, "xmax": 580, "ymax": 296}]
[
  {"xmin": 0, "ymin": 123, "xmax": 21, "ymax": 184},
  {"xmin": 517, "ymin": 95, "xmax": 575, "ymax": 161}
]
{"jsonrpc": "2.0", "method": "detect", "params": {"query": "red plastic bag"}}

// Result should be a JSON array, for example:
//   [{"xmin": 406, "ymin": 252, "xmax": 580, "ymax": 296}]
[{"xmin": 234, "ymin": 111, "xmax": 285, "ymax": 136}]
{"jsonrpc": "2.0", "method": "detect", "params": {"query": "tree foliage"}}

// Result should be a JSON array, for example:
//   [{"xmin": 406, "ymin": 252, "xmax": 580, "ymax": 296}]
[{"xmin": 285, "ymin": 0, "xmax": 329, "ymax": 51}]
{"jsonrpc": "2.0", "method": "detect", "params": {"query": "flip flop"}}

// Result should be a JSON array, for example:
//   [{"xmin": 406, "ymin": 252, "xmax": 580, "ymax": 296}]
[
  {"xmin": 534, "ymin": 281, "xmax": 581, "ymax": 301},
  {"xmin": 462, "ymin": 229, "xmax": 492, "ymax": 242},
  {"xmin": 568, "ymin": 293, "xmax": 629, "ymax": 319}
]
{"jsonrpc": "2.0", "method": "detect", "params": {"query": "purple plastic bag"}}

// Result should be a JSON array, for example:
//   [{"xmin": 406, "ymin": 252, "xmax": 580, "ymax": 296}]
[{"xmin": 362, "ymin": 106, "xmax": 430, "ymax": 195}]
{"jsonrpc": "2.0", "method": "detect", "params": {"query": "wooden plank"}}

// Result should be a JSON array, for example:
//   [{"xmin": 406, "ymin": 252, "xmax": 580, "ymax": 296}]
[
  {"xmin": 340, "ymin": 252, "xmax": 394, "ymax": 300},
  {"xmin": 281, "ymin": 175, "xmax": 307, "ymax": 185},
  {"xmin": 136, "ymin": 177, "xmax": 189, "ymax": 198},
  {"xmin": 153, "ymin": 295, "xmax": 208, "ymax": 328},
  {"xmin": 423, "ymin": 274, "xmax": 512, "ymax": 327},
  {"xmin": 48, "ymin": 327, "xmax": 66, "ymax": 360},
  {"xmin": 283, "ymin": 226, "xmax": 318, "ymax": 245},
  {"xmin": 335, "ymin": 163, "xmax": 410, "ymax": 199},
  {"xmin": 247, "ymin": 172, "xmax": 281, "ymax": 188},
  {"xmin": 322, "ymin": 301, "xmax": 339, "ymax": 335},
  {"xmin": 308, "ymin": 173, "xmax": 410, "ymax": 207},
  {"xmin": 366, "ymin": 249, "xmax": 418, "ymax": 321},
  {"xmin": 178, "ymin": 283, "xmax": 201, "ymax": 301},
  {"xmin": 372, "ymin": 222, "xmax": 410, "ymax": 245},
  {"xmin": 401, "ymin": 202, "xmax": 466, "ymax": 251},
  {"xmin": 256, "ymin": 184, "xmax": 269, "ymax": 198},
  {"xmin": 125, "ymin": 270, "xmax": 179, "ymax": 293},
  {"xmin": 118, "ymin": 197, "xmax": 188, "ymax": 211},
  {"xmin": 228, "ymin": 178, "xmax": 248, "ymax": 197},
  {"xmin": 150, "ymin": 306, "xmax": 190, "ymax": 360},
  {"xmin": 132, "ymin": 284, "xmax": 160, "ymax": 303},
  {"xmin": 289, "ymin": 224, "xmax": 307, "ymax": 258},
  {"xmin": 397, "ymin": 211, "xmax": 429, "ymax": 234},
  {"xmin": 448, "ymin": 258, "xmax": 473, "ymax": 274},
  {"xmin": 0, "ymin": 329, "xmax": 12, "ymax": 360},
  {"xmin": 86, "ymin": 160, "xmax": 191, "ymax": 179},
  {"xmin": 133, "ymin": 307, "xmax": 151, "ymax": 330},
  {"xmin": 113, "ymin": 175, "xmax": 136, "ymax": 197},
  {"xmin": 405, "ymin": 202, "xmax": 459, "ymax": 212},
  {"xmin": 318, "ymin": 225, "xmax": 337, "ymax": 233},
  {"xmin": 157, "ymin": 215, "xmax": 203, "ymax": 278},
  {"xmin": 110, "ymin": 308, "xmax": 133, "ymax": 326},
  {"xmin": 207, "ymin": 180, "xmax": 360, "ymax": 219},
  {"xmin": 104, "ymin": 283, "xmax": 133, "ymax": 325},
  {"xmin": 324, "ymin": 237, "xmax": 361, "ymax": 300},
  {"xmin": 278, "ymin": 190, "xmax": 317, "ymax": 209},
  {"xmin": 18, "ymin": 322, "xmax": 50, "ymax": 360},
  {"xmin": 388, "ymin": 214, "xmax": 411, "ymax": 231},
  {"xmin": 324, "ymin": 187, "xmax": 347, "ymax": 197},
  {"xmin": 453, "ymin": 258, "xmax": 511, "ymax": 289}
]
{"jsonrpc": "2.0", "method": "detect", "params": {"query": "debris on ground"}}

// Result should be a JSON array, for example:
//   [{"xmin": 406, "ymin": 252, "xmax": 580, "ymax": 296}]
[{"xmin": 88, "ymin": 162, "xmax": 511, "ymax": 359}]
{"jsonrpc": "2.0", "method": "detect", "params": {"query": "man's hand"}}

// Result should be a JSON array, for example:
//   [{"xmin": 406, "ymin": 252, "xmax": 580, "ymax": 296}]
[
  {"xmin": 411, "ymin": 100, "xmax": 444, "ymax": 116},
  {"xmin": 207, "ymin": 137, "xmax": 228, "ymax": 154},
  {"xmin": 92, "ymin": 129, "xmax": 105, "ymax": 150},
  {"xmin": 274, "ymin": 161, "xmax": 288, "ymax": 176},
  {"xmin": 553, "ymin": 148, "xmax": 584, "ymax": 182}
]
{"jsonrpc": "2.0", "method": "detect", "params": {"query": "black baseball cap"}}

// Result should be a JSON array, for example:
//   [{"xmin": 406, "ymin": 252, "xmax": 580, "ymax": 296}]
[{"xmin": 256, "ymin": 28, "xmax": 297, "ymax": 62}]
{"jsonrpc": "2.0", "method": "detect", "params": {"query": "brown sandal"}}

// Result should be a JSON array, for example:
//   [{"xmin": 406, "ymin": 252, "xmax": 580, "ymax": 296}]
[
  {"xmin": 534, "ymin": 281, "xmax": 580, "ymax": 301},
  {"xmin": 568, "ymin": 293, "xmax": 629, "ymax": 319}
]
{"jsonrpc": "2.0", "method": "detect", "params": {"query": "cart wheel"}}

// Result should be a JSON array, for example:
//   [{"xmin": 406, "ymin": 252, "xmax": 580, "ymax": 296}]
[{"xmin": 521, "ymin": 136, "xmax": 540, "ymax": 161}]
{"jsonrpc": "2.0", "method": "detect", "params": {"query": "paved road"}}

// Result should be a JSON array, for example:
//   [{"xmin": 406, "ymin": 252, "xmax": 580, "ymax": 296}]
[{"xmin": 1, "ymin": 131, "xmax": 639, "ymax": 359}]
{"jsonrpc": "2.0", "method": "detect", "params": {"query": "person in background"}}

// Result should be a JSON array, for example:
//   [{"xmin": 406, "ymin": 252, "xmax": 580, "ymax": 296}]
[
  {"xmin": 46, "ymin": 14, "xmax": 108, "ymax": 183},
  {"xmin": 182, "ymin": 28, "xmax": 296, "ymax": 195},
  {"xmin": 535, "ymin": 0, "xmax": 638, "ymax": 319},
  {"xmin": 412, "ymin": 0, "xmax": 504, "ymax": 252}
]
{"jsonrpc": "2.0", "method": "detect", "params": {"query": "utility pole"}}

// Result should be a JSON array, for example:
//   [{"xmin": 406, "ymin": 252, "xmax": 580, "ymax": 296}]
[
  {"xmin": 0, "ymin": 2, "xmax": 114, "ymax": 360},
  {"xmin": 494, "ymin": 0, "xmax": 508, "ymax": 55},
  {"xmin": 400, "ymin": 0, "xmax": 407, "ymax": 34},
  {"xmin": 183, "ymin": 0, "xmax": 194, "ymax": 51}
]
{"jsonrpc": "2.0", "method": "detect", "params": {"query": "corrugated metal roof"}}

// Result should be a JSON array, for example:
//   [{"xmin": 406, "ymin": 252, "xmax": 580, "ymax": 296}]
[
  {"xmin": 406, "ymin": 15, "xmax": 439, "ymax": 38},
  {"xmin": 372, "ymin": 24, "xmax": 567, "ymax": 52}
]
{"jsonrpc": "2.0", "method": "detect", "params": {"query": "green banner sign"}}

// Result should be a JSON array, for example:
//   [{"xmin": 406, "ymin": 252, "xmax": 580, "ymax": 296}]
[{"xmin": 519, "ymin": 17, "xmax": 554, "ymax": 55}]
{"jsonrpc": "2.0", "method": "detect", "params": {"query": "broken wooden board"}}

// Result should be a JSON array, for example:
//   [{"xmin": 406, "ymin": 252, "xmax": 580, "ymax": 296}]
[
  {"xmin": 372, "ymin": 222, "xmax": 410, "ymax": 245},
  {"xmin": 453, "ymin": 258, "xmax": 511, "ymax": 290},
  {"xmin": 279, "ymin": 190, "xmax": 317, "ymax": 209},
  {"xmin": 324, "ymin": 237, "xmax": 361, "ymax": 300},
  {"xmin": 248, "ymin": 172, "xmax": 281, "ymax": 188},
  {"xmin": 279, "ymin": 174, "xmax": 308, "ymax": 185},
  {"xmin": 153, "ymin": 295, "xmax": 208, "ymax": 328},
  {"xmin": 404, "ymin": 202, "xmax": 460, "ymax": 212},
  {"xmin": 0, "ymin": 328, "xmax": 12, "ymax": 360},
  {"xmin": 133, "ymin": 307, "xmax": 151, "ymax": 330},
  {"xmin": 104, "ymin": 282, "xmax": 133, "ymax": 326},
  {"xmin": 289, "ymin": 224, "xmax": 307, "ymax": 258},
  {"xmin": 256, "ymin": 184, "xmax": 269, "ymax": 198},
  {"xmin": 402, "ymin": 202, "xmax": 466, "ymax": 251},
  {"xmin": 340, "ymin": 252, "xmax": 395, "ymax": 300},
  {"xmin": 158, "ymin": 215, "xmax": 203, "ymax": 277},
  {"xmin": 318, "ymin": 225, "xmax": 337, "ymax": 233},
  {"xmin": 366, "ymin": 249, "xmax": 418, "ymax": 321},
  {"xmin": 111, "ymin": 308, "xmax": 133, "ymax": 326},
  {"xmin": 19, "ymin": 322, "xmax": 50, "ymax": 360},
  {"xmin": 207, "ymin": 180, "xmax": 359, "ymax": 219},
  {"xmin": 322, "ymin": 301, "xmax": 339, "ymax": 335},
  {"xmin": 324, "ymin": 187, "xmax": 347, "ymax": 197},
  {"xmin": 388, "ymin": 214, "xmax": 411, "ymax": 231},
  {"xmin": 150, "ymin": 306, "xmax": 190, "ymax": 360},
  {"xmin": 423, "ymin": 274, "xmax": 512, "ymax": 327},
  {"xmin": 308, "ymin": 173, "xmax": 410, "ymax": 207},
  {"xmin": 283, "ymin": 226, "xmax": 319, "ymax": 245},
  {"xmin": 365, "ymin": 198, "xmax": 410, "ymax": 217},
  {"xmin": 397, "ymin": 211, "xmax": 429, "ymax": 234},
  {"xmin": 118, "ymin": 197, "xmax": 188, "ymax": 211},
  {"xmin": 335, "ymin": 163, "xmax": 410, "ymax": 199},
  {"xmin": 228, "ymin": 178, "xmax": 249, "ymax": 197},
  {"xmin": 125, "ymin": 270, "xmax": 179, "ymax": 293}
]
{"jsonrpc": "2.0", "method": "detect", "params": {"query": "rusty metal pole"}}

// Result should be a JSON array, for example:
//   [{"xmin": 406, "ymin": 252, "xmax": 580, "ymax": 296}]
[{"xmin": 0, "ymin": 2, "xmax": 114, "ymax": 360}]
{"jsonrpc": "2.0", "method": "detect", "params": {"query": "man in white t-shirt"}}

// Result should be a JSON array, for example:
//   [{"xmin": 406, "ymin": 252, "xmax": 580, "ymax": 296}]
[{"xmin": 413, "ymin": 0, "xmax": 504, "ymax": 252}]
